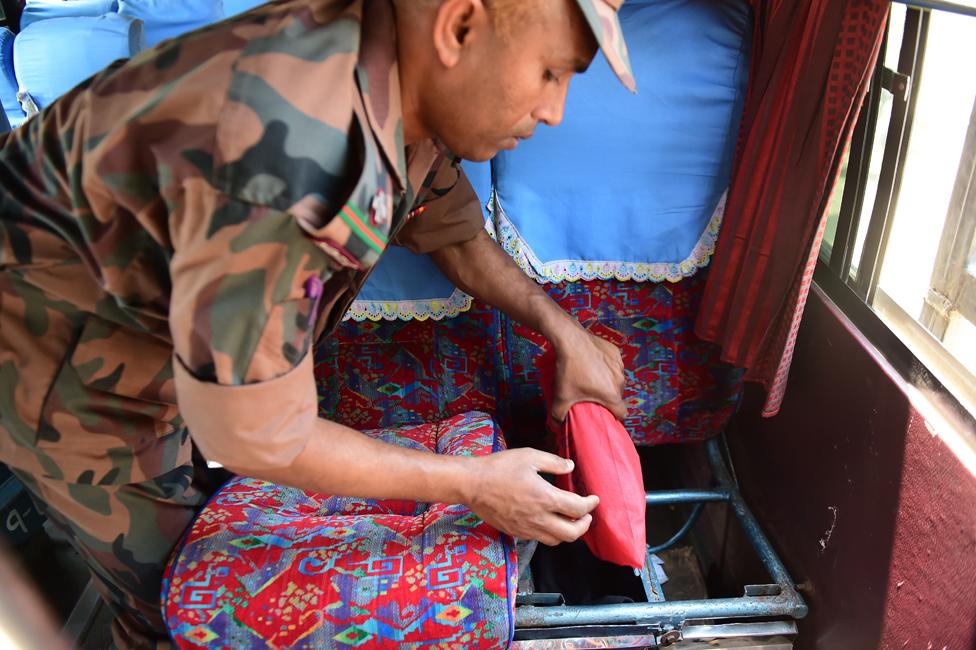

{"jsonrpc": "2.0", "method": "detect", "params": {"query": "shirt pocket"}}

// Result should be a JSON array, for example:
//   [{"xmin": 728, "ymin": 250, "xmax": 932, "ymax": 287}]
[
  {"xmin": 212, "ymin": 69, "xmax": 397, "ymax": 275},
  {"xmin": 0, "ymin": 276, "xmax": 80, "ymax": 453},
  {"xmin": 287, "ymin": 113, "xmax": 398, "ymax": 275},
  {"xmin": 35, "ymin": 314, "xmax": 185, "ymax": 484},
  {"xmin": 209, "ymin": 16, "xmax": 362, "ymax": 215}
]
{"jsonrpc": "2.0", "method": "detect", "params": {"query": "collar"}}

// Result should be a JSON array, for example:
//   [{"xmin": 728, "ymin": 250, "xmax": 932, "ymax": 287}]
[{"xmin": 355, "ymin": 0, "xmax": 408, "ymax": 190}]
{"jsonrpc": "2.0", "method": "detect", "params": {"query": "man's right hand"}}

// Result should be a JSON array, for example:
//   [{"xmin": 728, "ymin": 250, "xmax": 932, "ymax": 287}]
[
  {"xmin": 235, "ymin": 417, "xmax": 599, "ymax": 548},
  {"xmin": 463, "ymin": 448, "xmax": 599, "ymax": 546}
]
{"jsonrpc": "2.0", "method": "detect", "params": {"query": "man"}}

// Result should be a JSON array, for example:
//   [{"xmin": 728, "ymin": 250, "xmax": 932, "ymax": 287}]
[{"xmin": 0, "ymin": 0, "xmax": 635, "ymax": 646}]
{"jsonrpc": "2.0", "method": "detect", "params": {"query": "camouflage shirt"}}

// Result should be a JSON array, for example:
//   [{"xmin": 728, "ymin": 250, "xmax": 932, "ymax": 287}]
[{"xmin": 0, "ymin": 0, "xmax": 485, "ymax": 480}]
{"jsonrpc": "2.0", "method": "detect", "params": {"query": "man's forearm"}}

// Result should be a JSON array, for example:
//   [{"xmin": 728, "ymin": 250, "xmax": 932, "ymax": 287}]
[
  {"xmin": 226, "ymin": 414, "xmax": 598, "ymax": 546},
  {"xmin": 430, "ymin": 230, "xmax": 583, "ymax": 347},
  {"xmin": 230, "ymin": 417, "xmax": 476, "ymax": 504}
]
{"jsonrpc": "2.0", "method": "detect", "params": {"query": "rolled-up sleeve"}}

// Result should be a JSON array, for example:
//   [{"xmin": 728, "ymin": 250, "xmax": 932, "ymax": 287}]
[
  {"xmin": 394, "ymin": 161, "xmax": 487, "ymax": 254},
  {"xmin": 169, "ymin": 183, "xmax": 332, "ymax": 472},
  {"xmin": 173, "ymin": 351, "xmax": 317, "ymax": 471}
]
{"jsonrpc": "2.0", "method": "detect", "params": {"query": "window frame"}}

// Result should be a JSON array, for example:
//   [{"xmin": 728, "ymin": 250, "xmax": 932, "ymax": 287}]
[
  {"xmin": 816, "ymin": 2, "xmax": 976, "ymax": 428},
  {"xmin": 0, "ymin": 0, "xmax": 19, "ymax": 31},
  {"xmin": 822, "ymin": 7, "xmax": 930, "ymax": 298},
  {"xmin": 920, "ymin": 97, "xmax": 976, "ymax": 335}
]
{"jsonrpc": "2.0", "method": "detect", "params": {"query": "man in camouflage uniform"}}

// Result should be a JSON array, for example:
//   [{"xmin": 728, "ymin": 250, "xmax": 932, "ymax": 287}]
[{"xmin": 0, "ymin": 0, "xmax": 634, "ymax": 646}]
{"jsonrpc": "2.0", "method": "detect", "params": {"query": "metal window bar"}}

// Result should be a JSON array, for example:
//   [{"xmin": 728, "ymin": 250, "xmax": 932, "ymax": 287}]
[
  {"xmin": 514, "ymin": 436, "xmax": 808, "ymax": 632},
  {"xmin": 850, "ymin": 8, "xmax": 929, "ymax": 301},
  {"xmin": 828, "ymin": 45, "xmax": 887, "ymax": 280},
  {"xmin": 892, "ymin": 0, "xmax": 976, "ymax": 19}
]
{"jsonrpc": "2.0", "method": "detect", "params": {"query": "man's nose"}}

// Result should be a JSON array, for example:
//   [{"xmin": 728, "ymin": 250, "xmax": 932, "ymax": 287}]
[{"xmin": 533, "ymin": 83, "xmax": 570, "ymax": 128}]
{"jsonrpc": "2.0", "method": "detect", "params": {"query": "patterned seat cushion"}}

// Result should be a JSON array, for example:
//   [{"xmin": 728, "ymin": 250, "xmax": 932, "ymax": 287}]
[
  {"xmin": 163, "ymin": 413, "xmax": 517, "ymax": 649},
  {"xmin": 315, "ymin": 274, "xmax": 744, "ymax": 448}
]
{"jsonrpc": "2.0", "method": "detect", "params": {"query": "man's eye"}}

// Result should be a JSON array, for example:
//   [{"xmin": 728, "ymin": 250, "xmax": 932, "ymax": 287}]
[{"xmin": 544, "ymin": 70, "xmax": 558, "ymax": 83}]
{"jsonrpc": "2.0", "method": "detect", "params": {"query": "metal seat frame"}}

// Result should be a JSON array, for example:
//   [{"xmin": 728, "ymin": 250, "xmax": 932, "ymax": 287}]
[{"xmin": 512, "ymin": 436, "xmax": 808, "ymax": 649}]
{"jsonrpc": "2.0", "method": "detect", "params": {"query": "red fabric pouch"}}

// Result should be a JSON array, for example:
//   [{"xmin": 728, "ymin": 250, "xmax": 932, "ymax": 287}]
[{"xmin": 538, "ymin": 350, "xmax": 646, "ymax": 568}]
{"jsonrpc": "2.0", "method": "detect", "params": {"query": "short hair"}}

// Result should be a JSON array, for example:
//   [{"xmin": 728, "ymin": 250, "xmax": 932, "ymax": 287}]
[
  {"xmin": 417, "ymin": 0, "xmax": 541, "ymax": 37},
  {"xmin": 484, "ymin": 0, "xmax": 538, "ymax": 35}
]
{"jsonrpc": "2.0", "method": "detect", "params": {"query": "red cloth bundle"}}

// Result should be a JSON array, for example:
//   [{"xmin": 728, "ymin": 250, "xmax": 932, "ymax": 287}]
[{"xmin": 538, "ymin": 350, "xmax": 646, "ymax": 568}]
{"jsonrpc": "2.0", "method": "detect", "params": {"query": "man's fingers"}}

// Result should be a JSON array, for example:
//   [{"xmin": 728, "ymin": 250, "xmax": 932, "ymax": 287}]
[
  {"xmin": 550, "ymin": 487, "xmax": 599, "ymax": 519},
  {"xmin": 569, "ymin": 513, "xmax": 594, "ymax": 540},
  {"xmin": 549, "ymin": 401, "xmax": 570, "ymax": 426},
  {"xmin": 531, "ymin": 449, "xmax": 574, "ymax": 475},
  {"xmin": 609, "ymin": 399, "xmax": 628, "ymax": 422},
  {"xmin": 543, "ymin": 513, "xmax": 593, "ymax": 544}
]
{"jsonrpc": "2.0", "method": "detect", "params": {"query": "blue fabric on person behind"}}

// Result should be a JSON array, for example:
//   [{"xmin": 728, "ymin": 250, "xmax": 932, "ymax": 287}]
[
  {"xmin": 118, "ymin": 0, "xmax": 222, "ymax": 47},
  {"xmin": 20, "ymin": 0, "xmax": 119, "ymax": 30},
  {"xmin": 350, "ymin": 160, "xmax": 492, "ymax": 319},
  {"xmin": 223, "ymin": 0, "xmax": 267, "ymax": 18},
  {"xmin": 13, "ymin": 14, "xmax": 144, "ymax": 111},
  {"xmin": 491, "ymin": 0, "xmax": 751, "ymax": 279},
  {"xmin": 0, "ymin": 29, "xmax": 25, "ymax": 129}
]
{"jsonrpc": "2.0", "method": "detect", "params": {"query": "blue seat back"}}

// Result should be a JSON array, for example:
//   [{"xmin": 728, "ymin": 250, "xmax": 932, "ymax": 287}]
[
  {"xmin": 224, "ymin": 0, "xmax": 268, "ymax": 18},
  {"xmin": 13, "ymin": 14, "xmax": 144, "ymax": 111},
  {"xmin": 0, "ymin": 28, "xmax": 24, "ymax": 128},
  {"xmin": 20, "ymin": 0, "xmax": 119, "ymax": 30},
  {"xmin": 117, "ymin": 0, "xmax": 223, "ymax": 47},
  {"xmin": 491, "ymin": 0, "xmax": 752, "ymax": 276}
]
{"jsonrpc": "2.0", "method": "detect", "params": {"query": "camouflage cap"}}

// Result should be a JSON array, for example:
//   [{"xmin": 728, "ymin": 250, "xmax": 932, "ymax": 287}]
[{"xmin": 574, "ymin": 0, "xmax": 636, "ymax": 92}]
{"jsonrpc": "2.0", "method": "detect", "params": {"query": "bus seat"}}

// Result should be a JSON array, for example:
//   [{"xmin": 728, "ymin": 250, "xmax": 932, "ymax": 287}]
[
  {"xmin": 13, "ymin": 14, "xmax": 144, "ymax": 112},
  {"xmin": 0, "ymin": 29, "xmax": 23, "ymax": 129},
  {"xmin": 318, "ymin": 0, "xmax": 751, "ymax": 448},
  {"xmin": 318, "ymin": 273, "xmax": 744, "ymax": 450},
  {"xmin": 117, "ymin": 0, "xmax": 222, "ymax": 48},
  {"xmin": 19, "ymin": 0, "xmax": 119, "ymax": 30},
  {"xmin": 486, "ymin": 0, "xmax": 752, "ymax": 447},
  {"xmin": 223, "ymin": 0, "xmax": 268, "ymax": 19},
  {"xmin": 500, "ymin": 275, "xmax": 744, "ymax": 449},
  {"xmin": 163, "ymin": 412, "xmax": 517, "ymax": 650},
  {"xmin": 491, "ymin": 0, "xmax": 750, "ymax": 284}
]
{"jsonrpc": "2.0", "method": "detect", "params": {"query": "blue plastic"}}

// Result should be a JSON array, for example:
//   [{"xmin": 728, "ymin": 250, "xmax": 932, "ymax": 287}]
[
  {"xmin": 20, "ymin": 0, "xmax": 119, "ymax": 30},
  {"xmin": 0, "ymin": 28, "xmax": 24, "ymax": 129},
  {"xmin": 117, "ymin": 0, "xmax": 223, "ymax": 47},
  {"xmin": 13, "ymin": 14, "xmax": 144, "ymax": 111},
  {"xmin": 492, "ymin": 0, "xmax": 752, "ymax": 273}
]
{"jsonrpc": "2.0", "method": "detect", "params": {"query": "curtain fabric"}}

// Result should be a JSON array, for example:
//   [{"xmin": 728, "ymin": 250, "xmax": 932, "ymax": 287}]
[{"xmin": 695, "ymin": 0, "xmax": 890, "ymax": 415}]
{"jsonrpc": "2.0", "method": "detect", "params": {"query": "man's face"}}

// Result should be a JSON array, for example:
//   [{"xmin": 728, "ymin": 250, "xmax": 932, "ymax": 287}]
[{"xmin": 422, "ymin": 0, "xmax": 598, "ymax": 162}]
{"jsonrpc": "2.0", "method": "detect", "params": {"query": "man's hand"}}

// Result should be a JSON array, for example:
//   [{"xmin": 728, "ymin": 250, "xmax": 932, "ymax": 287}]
[
  {"xmin": 549, "ymin": 325, "xmax": 627, "ymax": 423},
  {"xmin": 430, "ymin": 232, "xmax": 627, "ymax": 424},
  {"xmin": 464, "ymin": 449, "xmax": 599, "ymax": 546}
]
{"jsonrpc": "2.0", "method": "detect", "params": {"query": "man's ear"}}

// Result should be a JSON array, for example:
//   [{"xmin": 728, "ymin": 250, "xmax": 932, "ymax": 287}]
[{"xmin": 431, "ymin": 0, "xmax": 491, "ymax": 68}]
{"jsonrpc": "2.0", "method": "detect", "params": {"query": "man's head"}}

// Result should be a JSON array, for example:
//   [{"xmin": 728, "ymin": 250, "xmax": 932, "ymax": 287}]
[{"xmin": 396, "ymin": 0, "xmax": 629, "ymax": 162}]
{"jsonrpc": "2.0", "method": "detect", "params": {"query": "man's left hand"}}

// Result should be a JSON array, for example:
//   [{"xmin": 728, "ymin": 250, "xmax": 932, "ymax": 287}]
[
  {"xmin": 549, "ymin": 325, "xmax": 628, "ymax": 424},
  {"xmin": 429, "ymin": 232, "xmax": 628, "ymax": 423}
]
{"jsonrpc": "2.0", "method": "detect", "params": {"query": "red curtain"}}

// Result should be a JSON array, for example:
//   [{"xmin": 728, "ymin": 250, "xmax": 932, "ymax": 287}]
[{"xmin": 695, "ymin": 0, "xmax": 890, "ymax": 415}]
